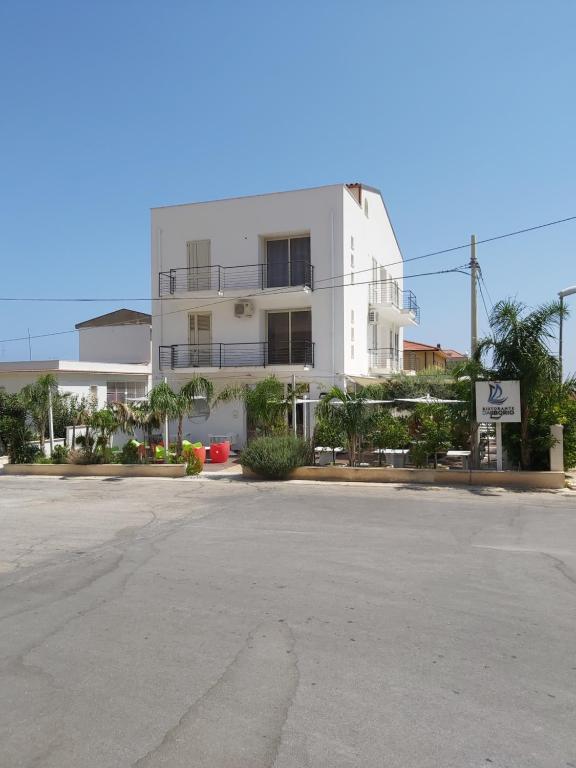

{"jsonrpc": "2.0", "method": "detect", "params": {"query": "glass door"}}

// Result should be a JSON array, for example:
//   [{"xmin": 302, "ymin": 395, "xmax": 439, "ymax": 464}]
[
  {"xmin": 266, "ymin": 240, "xmax": 289, "ymax": 288},
  {"xmin": 266, "ymin": 236, "xmax": 311, "ymax": 288},
  {"xmin": 188, "ymin": 313, "xmax": 212, "ymax": 366},
  {"xmin": 267, "ymin": 310, "xmax": 311, "ymax": 364}
]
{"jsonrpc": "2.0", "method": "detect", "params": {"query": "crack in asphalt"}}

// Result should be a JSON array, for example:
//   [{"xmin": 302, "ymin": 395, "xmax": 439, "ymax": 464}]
[{"xmin": 132, "ymin": 619, "xmax": 299, "ymax": 768}]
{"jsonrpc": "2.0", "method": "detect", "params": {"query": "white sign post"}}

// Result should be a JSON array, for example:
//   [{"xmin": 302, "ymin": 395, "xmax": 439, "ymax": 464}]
[{"xmin": 475, "ymin": 381, "xmax": 521, "ymax": 471}]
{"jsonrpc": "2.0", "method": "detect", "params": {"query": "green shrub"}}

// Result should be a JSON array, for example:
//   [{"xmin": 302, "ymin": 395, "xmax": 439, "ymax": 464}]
[
  {"xmin": 35, "ymin": 455, "xmax": 53, "ymax": 464},
  {"xmin": 185, "ymin": 453, "xmax": 203, "ymax": 476},
  {"xmin": 120, "ymin": 440, "xmax": 140, "ymax": 464},
  {"xmin": 51, "ymin": 445, "xmax": 69, "ymax": 464},
  {"xmin": 240, "ymin": 436, "xmax": 312, "ymax": 479}
]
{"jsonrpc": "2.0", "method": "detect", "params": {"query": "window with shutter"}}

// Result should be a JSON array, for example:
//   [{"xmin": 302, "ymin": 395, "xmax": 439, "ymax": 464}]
[{"xmin": 186, "ymin": 240, "xmax": 211, "ymax": 291}]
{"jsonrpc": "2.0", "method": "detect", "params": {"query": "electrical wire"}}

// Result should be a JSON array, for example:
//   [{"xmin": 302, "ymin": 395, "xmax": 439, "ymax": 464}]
[
  {"xmin": 1, "ymin": 211, "xmax": 575, "ymax": 305},
  {"xmin": 0, "ymin": 265, "xmax": 469, "ymax": 345}
]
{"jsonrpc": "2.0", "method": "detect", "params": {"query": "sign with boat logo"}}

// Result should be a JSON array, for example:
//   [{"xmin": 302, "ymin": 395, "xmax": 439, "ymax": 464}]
[{"xmin": 475, "ymin": 380, "xmax": 521, "ymax": 422}]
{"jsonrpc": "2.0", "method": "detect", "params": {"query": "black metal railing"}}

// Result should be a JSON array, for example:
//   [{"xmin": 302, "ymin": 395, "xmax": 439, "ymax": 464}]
[
  {"xmin": 159, "ymin": 341, "xmax": 315, "ymax": 369},
  {"xmin": 368, "ymin": 348, "xmax": 402, "ymax": 371},
  {"xmin": 368, "ymin": 280, "xmax": 420, "ymax": 322},
  {"xmin": 158, "ymin": 260, "xmax": 314, "ymax": 296}
]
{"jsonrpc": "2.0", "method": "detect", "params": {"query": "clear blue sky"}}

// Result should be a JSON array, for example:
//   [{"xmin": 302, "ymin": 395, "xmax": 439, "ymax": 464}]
[{"xmin": 1, "ymin": 0, "xmax": 575, "ymax": 373}]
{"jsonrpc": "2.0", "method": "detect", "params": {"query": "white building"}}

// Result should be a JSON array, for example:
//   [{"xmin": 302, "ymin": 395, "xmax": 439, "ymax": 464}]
[
  {"xmin": 0, "ymin": 309, "xmax": 152, "ymax": 409},
  {"xmin": 152, "ymin": 183, "xmax": 419, "ymax": 446}
]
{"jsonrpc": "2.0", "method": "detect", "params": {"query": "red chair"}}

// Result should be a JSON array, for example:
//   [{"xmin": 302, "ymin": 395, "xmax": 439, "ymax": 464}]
[
  {"xmin": 210, "ymin": 441, "xmax": 230, "ymax": 463},
  {"xmin": 192, "ymin": 445, "xmax": 207, "ymax": 464}
]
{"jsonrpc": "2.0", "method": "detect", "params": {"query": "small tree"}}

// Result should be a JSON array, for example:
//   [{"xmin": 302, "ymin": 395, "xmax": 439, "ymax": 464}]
[
  {"xmin": 317, "ymin": 387, "xmax": 368, "ymax": 466},
  {"xmin": 367, "ymin": 410, "xmax": 410, "ymax": 465},
  {"xmin": 216, "ymin": 376, "xmax": 296, "ymax": 438},
  {"xmin": 0, "ymin": 391, "xmax": 39, "ymax": 463},
  {"xmin": 175, "ymin": 376, "xmax": 214, "ymax": 455},
  {"xmin": 149, "ymin": 382, "xmax": 180, "ymax": 463},
  {"xmin": 476, "ymin": 298, "xmax": 567, "ymax": 469},
  {"xmin": 313, "ymin": 412, "xmax": 346, "ymax": 464},
  {"xmin": 20, "ymin": 373, "xmax": 59, "ymax": 449},
  {"xmin": 410, "ymin": 404, "xmax": 452, "ymax": 468}
]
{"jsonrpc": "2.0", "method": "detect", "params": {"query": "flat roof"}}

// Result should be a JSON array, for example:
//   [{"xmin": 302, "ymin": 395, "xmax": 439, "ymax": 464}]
[{"xmin": 0, "ymin": 360, "xmax": 151, "ymax": 375}]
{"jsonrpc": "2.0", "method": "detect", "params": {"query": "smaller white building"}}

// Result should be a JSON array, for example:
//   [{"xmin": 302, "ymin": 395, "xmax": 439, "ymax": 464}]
[{"xmin": 0, "ymin": 309, "xmax": 152, "ymax": 411}]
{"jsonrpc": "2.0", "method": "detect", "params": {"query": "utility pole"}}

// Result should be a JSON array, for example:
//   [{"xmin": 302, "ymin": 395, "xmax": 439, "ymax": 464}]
[
  {"xmin": 470, "ymin": 235, "xmax": 480, "ymax": 469},
  {"xmin": 292, "ymin": 373, "xmax": 297, "ymax": 436},
  {"xmin": 470, "ymin": 235, "xmax": 478, "ymax": 357},
  {"xmin": 47, "ymin": 386, "xmax": 55, "ymax": 458},
  {"xmin": 163, "ymin": 376, "xmax": 169, "ymax": 464}
]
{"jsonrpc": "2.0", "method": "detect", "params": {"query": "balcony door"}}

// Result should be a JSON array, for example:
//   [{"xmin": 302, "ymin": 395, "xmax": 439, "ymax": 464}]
[
  {"xmin": 188, "ymin": 312, "xmax": 212, "ymax": 366},
  {"xmin": 187, "ymin": 240, "xmax": 211, "ymax": 291},
  {"xmin": 266, "ymin": 236, "xmax": 310, "ymax": 288},
  {"xmin": 267, "ymin": 310, "xmax": 311, "ymax": 365}
]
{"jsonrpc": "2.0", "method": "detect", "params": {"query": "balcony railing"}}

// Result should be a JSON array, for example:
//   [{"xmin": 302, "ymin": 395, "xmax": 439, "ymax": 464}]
[
  {"xmin": 159, "ymin": 341, "xmax": 315, "ymax": 369},
  {"xmin": 368, "ymin": 280, "xmax": 420, "ymax": 322},
  {"xmin": 158, "ymin": 261, "xmax": 314, "ymax": 296},
  {"xmin": 369, "ymin": 347, "xmax": 402, "ymax": 371}
]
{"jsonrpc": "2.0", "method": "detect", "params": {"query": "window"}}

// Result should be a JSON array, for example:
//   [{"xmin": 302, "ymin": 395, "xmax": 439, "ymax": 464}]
[
  {"xmin": 265, "ymin": 236, "xmax": 311, "ymax": 288},
  {"xmin": 186, "ymin": 240, "xmax": 211, "ymax": 291},
  {"xmin": 351, "ymin": 272, "xmax": 355, "ymax": 284},
  {"xmin": 187, "ymin": 313, "xmax": 212, "ymax": 366},
  {"xmin": 350, "ymin": 252, "xmax": 355, "ymax": 268},
  {"xmin": 351, "ymin": 236, "xmax": 355, "ymax": 250},
  {"xmin": 267, "ymin": 309, "xmax": 312, "ymax": 365},
  {"xmin": 364, "ymin": 198, "xmax": 369, "ymax": 217},
  {"xmin": 351, "ymin": 327, "xmax": 355, "ymax": 342},
  {"xmin": 350, "ymin": 309, "xmax": 355, "ymax": 324},
  {"xmin": 90, "ymin": 385, "xmax": 98, "ymax": 402},
  {"xmin": 107, "ymin": 381, "xmax": 147, "ymax": 403},
  {"xmin": 351, "ymin": 344, "xmax": 355, "ymax": 360}
]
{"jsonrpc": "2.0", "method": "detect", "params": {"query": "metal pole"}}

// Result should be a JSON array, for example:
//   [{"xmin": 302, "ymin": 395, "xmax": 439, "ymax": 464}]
[
  {"xmin": 292, "ymin": 373, "xmax": 297, "ymax": 436},
  {"xmin": 48, "ymin": 386, "xmax": 55, "ymax": 457},
  {"xmin": 471, "ymin": 235, "xmax": 478, "ymax": 357},
  {"xmin": 303, "ymin": 393, "xmax": 308, "ymax": 440},
  {"xmin": 559, "ymin": 295, "xmax": 564, "ymax": 383},
  {"xmin": 470, "ymin": 235, "xmax": 480, "ymax": 468},
  {"xmin": 495, "ymin": 422, "xmax": 503, "ymax": 471},
  {"xmin": 163, "ymin": 376, "xmax": 169, "ymax": 464}
]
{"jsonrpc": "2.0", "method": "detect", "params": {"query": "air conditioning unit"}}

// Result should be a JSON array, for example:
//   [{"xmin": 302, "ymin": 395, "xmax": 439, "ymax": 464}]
[
  {"xmin": 368, "ymin": 310, "xmax": 378, "ymax": 324},
  {"xmin": 234, "ymin": 301, "xmax": 254, "ymax": 318}
]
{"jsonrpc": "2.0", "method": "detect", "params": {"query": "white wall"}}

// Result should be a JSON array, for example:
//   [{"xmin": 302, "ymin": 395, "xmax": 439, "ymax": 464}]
[
  {"xmin": 150, "ymin": 184, "xmax": 409, "ymax": 441},
  {"xmin": 0, "ymin": 371, "xmax": 150, "ymax": 410},
  {"xmin": 341, "ymin": 187, "xmax": 405, "ymax": 377},
  {"xmin": 151, "ymin": 185, "xmax": 344, "ymax": 389},
  {"xmin": 79, "ymin": 324, "xmax": 151, "ymax": 364}
]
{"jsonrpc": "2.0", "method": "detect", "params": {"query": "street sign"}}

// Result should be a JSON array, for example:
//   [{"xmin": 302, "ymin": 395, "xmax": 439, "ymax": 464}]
[
  {"xmin": 475, "ymin": 380, "xmax": 521, "ymax": 423},
  {"xmin": 475, "ymin": 380, "xmax": 521, "ymax": 472}
]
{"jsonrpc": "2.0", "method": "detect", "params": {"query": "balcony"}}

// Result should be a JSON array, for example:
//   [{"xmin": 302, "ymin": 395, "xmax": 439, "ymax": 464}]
[
  {"xmin": 368, "ymin": 280, "xmax": 419, "ymax": 325},
  {"xmin": 159, "ymin": 341, "xmax": 315, "ymax": 370},
  {"xmin": 158, "ymin": 261, "xmax": 314, "ymax": 296},
  {"xmin": 369, "ymin": 347, "xmax": 402, "ymax": 373}
]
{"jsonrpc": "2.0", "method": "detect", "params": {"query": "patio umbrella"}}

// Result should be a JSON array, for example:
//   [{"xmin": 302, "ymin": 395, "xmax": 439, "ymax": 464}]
[{"xmin": 394, "ymin": 395, "xmax": 465, "ymax": 404}]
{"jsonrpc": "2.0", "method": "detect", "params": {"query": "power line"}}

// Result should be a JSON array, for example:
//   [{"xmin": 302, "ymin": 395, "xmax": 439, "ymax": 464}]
[
  {"xmin": 0, "ymin": 265, "xmax": 469, "ymax": 345},
  {"xmin": 1, "ymin": 211, "xmax": 575, "ymax": 305}
]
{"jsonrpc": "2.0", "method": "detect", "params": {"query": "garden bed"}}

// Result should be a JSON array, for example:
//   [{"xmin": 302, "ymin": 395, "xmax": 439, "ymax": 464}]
[
  {"xmin": 242, "ymin": 465, "xmax": 566, "ymax": 489},
  {"xmin": 2, "ymin": 463, "xmax": 187, "ymax": 478}
]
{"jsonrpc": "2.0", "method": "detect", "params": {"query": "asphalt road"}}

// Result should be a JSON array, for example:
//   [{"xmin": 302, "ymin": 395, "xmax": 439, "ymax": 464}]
[{"xmin": 0, "ymin": 475, "xmax": 575, "ymax": 768}]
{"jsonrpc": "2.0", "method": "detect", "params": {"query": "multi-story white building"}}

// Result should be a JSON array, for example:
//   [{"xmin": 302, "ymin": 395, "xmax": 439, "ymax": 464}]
[{"xmin": 151, "ymin": 183, "xmax": 419, "ymax": 446}]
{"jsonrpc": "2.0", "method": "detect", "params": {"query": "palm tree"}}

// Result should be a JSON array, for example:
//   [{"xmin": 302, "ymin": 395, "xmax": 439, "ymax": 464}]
[
  {"xmin": 476, "ymin": 298, "xmax": 567, "ymax": 469},
  {"xmin": 317, "ymin": 387, "xmax": 368, "ymax": 466},
  {"xmin": 215, "ymin": 376, "xmax": 294, "ymax": 438},
  {"xmin": 130, "ymin": 401, "xmax": 161, "ymax": 460},
  {"xmin": 149, "ymin": 382, "xmax": 180, "ymax": 462},
  {"xmin": 20, "ymin": 373, "xmax": 58, "ymax": 450},
  {"xmin": 174, "ymin": 376, "xmax": 214, "ymax": 455}
]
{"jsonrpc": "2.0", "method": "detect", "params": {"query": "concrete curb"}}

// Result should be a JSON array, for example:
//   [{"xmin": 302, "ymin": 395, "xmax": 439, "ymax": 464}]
[
  {"xmin": 2, "ymin": 463, "xmax": 187, "ymax": 478},
  {"xmin": 242, "ymin": 465, "xmax": 566, "ymax": 490}
]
